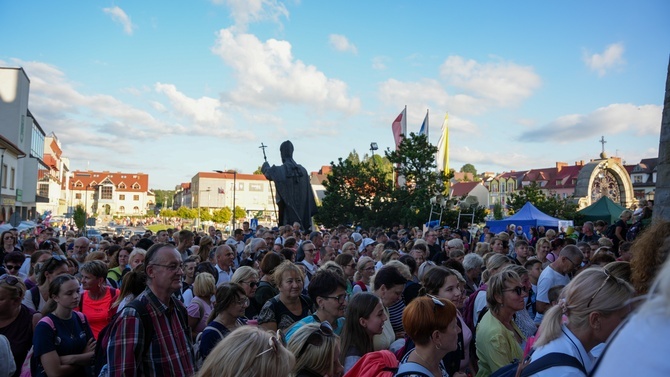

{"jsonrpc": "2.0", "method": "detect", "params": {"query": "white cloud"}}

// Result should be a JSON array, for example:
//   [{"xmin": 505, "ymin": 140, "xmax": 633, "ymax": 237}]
[
  {"xmin": 329, "ymin": 34, "xmax": 357, "ymax": 54},
  {"xmin": 519, "ymin": 103, "xmax": 662, "ymax": 142},
  {"xmin": 439, "ymin": 56, "xmax": 541, "ymax": 108},
  {"xmin": 451, "ymin": 145, "xmax": 529, "ymax": 170},
  {"xmin": 211, "ymin": 28, "xmax": 361, "ymax": 114},
  {"xmin": 372, "ymin": 56, "xmax": 388, "ymax": 70},
  {"xmin": 102, "ymin": 6, "xmax": 136, "ymax": 35},
  {"xmin": 155, "ymin": 83, "xmax": 233, "ymax": 132},
  {"xmin": 583, "ymin": 43, "xmax": 625, "ymax": 77},
  {"xmin": 212, "ymin": 0, "xmax": 288, "ymax": 30}
]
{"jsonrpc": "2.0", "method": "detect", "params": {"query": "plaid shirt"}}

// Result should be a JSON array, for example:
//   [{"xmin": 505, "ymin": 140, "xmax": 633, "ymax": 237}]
[{"xmin": 107, "ymin": 288, "xmax": 195, "ymax": 377}]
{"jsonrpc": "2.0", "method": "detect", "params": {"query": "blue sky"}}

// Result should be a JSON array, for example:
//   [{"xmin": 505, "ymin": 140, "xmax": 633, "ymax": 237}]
[{"xmin": 1, "ymin": 0, "xmax": 668, "ymax": 189}]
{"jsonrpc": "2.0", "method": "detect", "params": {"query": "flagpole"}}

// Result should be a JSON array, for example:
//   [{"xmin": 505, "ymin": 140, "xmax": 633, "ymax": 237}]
[{"xmin": 426, "ymin": 108, "xmax": 429, "ymax": 143}]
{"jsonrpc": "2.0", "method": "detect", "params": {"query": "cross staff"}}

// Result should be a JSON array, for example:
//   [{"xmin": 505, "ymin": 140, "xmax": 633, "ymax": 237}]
[{"xmin": 260, "ymin": 143, "xmax": 279, "ymax": 226}]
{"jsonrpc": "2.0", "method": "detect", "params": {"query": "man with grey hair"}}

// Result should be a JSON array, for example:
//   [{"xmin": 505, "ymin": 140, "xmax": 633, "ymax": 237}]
[
  {"xmin": 71, "ymin": 237, "xmax": 91, "ymax": 264},
  {"xmin": 535, "ymin": 245, "xmax": 583, "ymax": 324},
  {"xmin": 462, "ymin": 253, "xmax": 484, "ymax": 296},
  {"xmin": 578, "ymin": 221, "xmax": 599, "ymax": 243}
]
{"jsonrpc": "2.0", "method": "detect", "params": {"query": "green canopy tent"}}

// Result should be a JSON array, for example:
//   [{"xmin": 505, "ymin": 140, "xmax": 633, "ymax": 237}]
[{"xmin": 577, "ymin": 196, "xmax": 627, "ymax": 225}]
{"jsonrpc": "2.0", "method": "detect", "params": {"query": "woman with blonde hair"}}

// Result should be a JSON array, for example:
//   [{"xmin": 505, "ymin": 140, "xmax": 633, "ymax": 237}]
[
  {"xmin": 288, "ymin": 322, "xmax": 344, "ymax": 377},
  {"xmin": 471, "ymin": 253, "xmax": 511, "ymax": 327},
  {"xmin": 475, "ymin": 269, "xmax": 527, "ymax": 377},
  {"xmin": 352, "ymin": 256, "xmax": 375, "ymax": 294},
  {"xmin": 197, "ymin": 326, "xmax": 294, "ymax": 377},
  {"xmin": 197, "ymin": 236, "xmax": 215, "ymax": 264},
  {"xmin": 341, "ymin": 241, "xmax": 358, "ymax": 258},
  {"xmin": 474, "ymin": 242, "xmax": 491, "ymax": 257},
  {"xmin": 611, "ymin": 209, "xmax": 633, "ymax": 255},
  {"xmin": 258, "ymin": 261, "xmax": 311, "ymax": 332},
  {"xmin": 527, "ymin": 267, "xmax": 633, "ymax": 376},
  {"xmin": 187, "ymin": 272, "xmax": 216, "ymax": 340},
  {"xmin": 534, "ymin": 237, "xmax": 552, "ymax": 265},
  {"xmin": 231, "ymin": 266, "xmax": 261, "ymax": 318},
  {"xmin": 128, "ymin": 248, "xmax": 146, "ymax": 270}
]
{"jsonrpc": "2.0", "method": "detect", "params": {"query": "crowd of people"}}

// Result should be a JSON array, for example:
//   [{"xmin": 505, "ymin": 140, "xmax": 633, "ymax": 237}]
[{"xmin": 0, "ymin": 209, "xmax": 669, "ymax": 377}]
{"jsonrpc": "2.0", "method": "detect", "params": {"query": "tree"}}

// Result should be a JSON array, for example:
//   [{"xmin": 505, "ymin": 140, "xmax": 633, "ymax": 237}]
[
  {"xmin": 176, "ymin": 206, "xmax": 197, "ymax": 219},
  {"xmin": 234, "ymin": 206, "xmax": 246, "ymax": 221},
  {"xmin": 460, "ymin": 164, "xmax": 477, "ymax": 181},
  {"xmin": 386, "ymin": 133, "xmax": 451, "ymax": 227},
  {"xmin": 507, "ymin": 183, "xmax": 548, "ymax": 212},
  {"xmin": 160, "ymin": 208, "xmax": 177, "ymax": 218},
  {"xmin": 507, "ymin": 182, "xmax": 581, "ymax": 220},
  {"xmin": 316, "ymin": 154, "xmax": 393, "ymax": 228},
  {"xmin": 200, "ymin": 208, "xmax": 213, "ymax": 222},
  {"xmin": 345, "ymin": 150, "xmax": 361, "ymax": 165},
  {"xmin": 73, "ymin": 205, "xmax": 86, "ymax": 231},
  {"xmin": 212, "ymin": 207, "xmax": 232, "ymax": 223},
  {"xmin": 253, "ymin": 166, "xmax": 263, "ymax": 175}
]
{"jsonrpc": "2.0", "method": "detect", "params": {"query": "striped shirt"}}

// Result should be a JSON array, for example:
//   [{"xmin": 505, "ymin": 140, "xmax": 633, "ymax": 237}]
[{"xmin": 107, "ymin": 288, "xmax": 195, "ymax": 377}]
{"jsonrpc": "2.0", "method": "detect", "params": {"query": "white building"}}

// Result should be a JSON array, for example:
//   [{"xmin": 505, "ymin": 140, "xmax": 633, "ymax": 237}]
[
  {"xmin": 0, "ymin": 67, "xmax": 47, "ymax": 222},
  {"xmin": 36, "ymin": 133, "xmax": 70, "ymax": 217},
  {"xmin": 69, "ymin": 170, "xmax": 152, "ymax": 218}
]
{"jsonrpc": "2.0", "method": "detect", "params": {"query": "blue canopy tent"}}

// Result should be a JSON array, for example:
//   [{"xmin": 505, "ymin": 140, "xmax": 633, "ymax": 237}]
[{"xmin": 486, "ymin": 202, "xmax": 561, "ymax": 236}]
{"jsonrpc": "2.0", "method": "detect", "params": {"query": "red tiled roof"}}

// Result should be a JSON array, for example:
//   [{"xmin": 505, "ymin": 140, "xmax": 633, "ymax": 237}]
[
  {"xmin": 451, "ymin": 182, "xmax": 480, "ymax": 197},
  {"xmin": 68, "ymin": 170, "xmax": 149, "ymax": 192}
]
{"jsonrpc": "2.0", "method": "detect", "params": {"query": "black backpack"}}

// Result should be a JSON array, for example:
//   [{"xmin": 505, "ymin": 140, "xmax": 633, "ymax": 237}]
[{"xmin": 490, "ymin": 352, "xmax": 586, "ymax": 377}]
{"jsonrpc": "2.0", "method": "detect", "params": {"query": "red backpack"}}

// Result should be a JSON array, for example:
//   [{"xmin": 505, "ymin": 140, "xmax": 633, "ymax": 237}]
[
  {"xmin": 462, "ymin": 283, "xmax": 487, "ymax": 333},
  {"xmin": 343, "ymin": 350, "xmax": 398, "ymax": 377}
]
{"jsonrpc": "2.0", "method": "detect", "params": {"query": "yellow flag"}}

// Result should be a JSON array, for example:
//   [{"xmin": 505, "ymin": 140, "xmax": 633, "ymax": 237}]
[{"xmin": 436, "ymin": 113, "xmax": 449, "ymax": 174}]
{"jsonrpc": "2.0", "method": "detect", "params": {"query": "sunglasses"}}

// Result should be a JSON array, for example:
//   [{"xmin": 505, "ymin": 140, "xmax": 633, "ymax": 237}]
[
  {"xmin": 0, "ymin": 274, "xmax": 19, "ymax": 286},
  {"xmin": 241, "ymin": 281, "xmax": 259, "ymax": 288},
  {"xmin": 426, "ymin": 294, "xmax": 446, "ymax": 312},
  {"xmin": 256, "ymin": 330, "xmax": 286, "ymax": 358},
  {"xmin": 504, "ymin": 286, "xmax": 529, "ymax": 296},
  {"xmin": 587, "ymin": 269, "xmax": 616, "ymax": 308},
  {"xmin": 296, "ymin": 322, "xmax": 334, "ymax": 358},
  {"xmin": 5, "ymin": 265, "xmax": 20, "ymax": 271}
]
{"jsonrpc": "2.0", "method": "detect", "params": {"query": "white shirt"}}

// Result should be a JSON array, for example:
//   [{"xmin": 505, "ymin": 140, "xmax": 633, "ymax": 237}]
[
  {"xmin": 527, "ymin": 325, "xmax": 593, "ymax": 377},
  {"xmin": 592, "ymin": 298, "xmax": 670, "ymax": 377},
  {"xmin": 215, "ymin": 264, "xmax": 234, "ymax": 286},
  {"xmin": 534, "ymin": 265, "xmax": 570, "ymax": 323}
]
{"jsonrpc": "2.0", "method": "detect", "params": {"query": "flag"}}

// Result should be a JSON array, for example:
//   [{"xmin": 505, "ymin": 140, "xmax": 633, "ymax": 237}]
[
  {"xmin": 436, "ymin": 113, "xmax": 449, "ymax": 173},
  {"xmin": 218, "ymin": 187, "xmax": 225, "ymax": 194},
  {"xmin": 419, "ymin": 109, "xmax": 429, "ymax": 140},
  {"xmin": 392, "ymin": 107, "xmax": 407, "ymax": 150}
]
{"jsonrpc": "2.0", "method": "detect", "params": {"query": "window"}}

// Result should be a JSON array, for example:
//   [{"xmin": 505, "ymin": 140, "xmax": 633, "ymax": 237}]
[
  {"xmin": 90, "ymin": 181, "xmax": 97, "ymax": 187},
  {"xmin": 132, "ymin": 183, "xmax": 141, "ymax": 190},
  {"xmin": 634, "ymin": 175, "xmax": 642, "ymax": 183},
  {"xmin": 75, "ymin": 181, "xmax": 83, "ymax": 188},
  {"xmin": 10, "ymin": 168, "xmax": 14, "ymax": 189},
  {"xmin": 101, "ymin": 186, "xmax": 113, "ymax": 200},
  {"xmin": 133, "ymin": 195, "xmax": 140, "ymax": 201},
  {"xmin": 1, "ymin": 164, "xmax": 6, "ymax": 188},
  {"xmin": 508, "ymin": 183, "xmax": 514, "ymax": 192},
  {"xmin": 31, "ymin": 124, "xmax": 45, "ymax": 159},
  {"xmin": 75, "ymin": 193, "xmax": 81, "ymax": 199},
  {"xmin": 118, "ymin": 182, "xmax": 127, "ymax": 189},
  {"xmin": 237, "ymin": 183, "xmax": 244, "ymax": 191},
  {"xmin": 133, "ymin": 206, "xmax": 140, "ymax": 214},
  {"xmin": 249, "ymin": 183, "xmax": 263, "ymax": 191},
  {"xmin": 119, "ymin": 194, "xmax": 126, "ymax": 200},
  {"xmin": 500, "ymin": 183, "xmax": 505, "ymax": 193},
  {"xmin": 38, "ymin": 184, "xmax": 49, "ymax": 197},
  {"xmin": 119, "ymin": 206, "xmax": 125, "ymax": 213}
]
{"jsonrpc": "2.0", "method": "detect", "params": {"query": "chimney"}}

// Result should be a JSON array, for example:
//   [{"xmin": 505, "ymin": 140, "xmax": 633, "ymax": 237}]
[{"xmin": 556, "ymin": 162, "xmax": 567, "ymax": 172}]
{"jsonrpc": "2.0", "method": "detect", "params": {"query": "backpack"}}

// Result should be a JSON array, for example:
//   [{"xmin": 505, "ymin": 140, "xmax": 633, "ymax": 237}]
[
  {"xmin": 20, "ymin": 312, "xmax": 87, "ymax": 377},
  {"xmin": 94, "ymin": 298, "xmax": 188, "ymax": 377},
  {"xmin": 342, "ymin": 350, "xmax": 400, "ymax": 377},
  {"xmin": 626, "ymin": 220, "xmax": 644, "ymax": 241},
  {"xmin": 29, "ymin": 286, "xmax": 41, "ymax": 311},
  {"xmin": 193, "ymin": 325, "xmax": 225, "ymax": 369},
  {"xmin": 490, "ymin": 352, "xmax": 586, "ymax": 377},
  {"xmin": 604, "ymin": 224, "xmax": 617, "ymax": 240},
  {"xmin": 462, "ymin": 284, "xmax": 487, "ymax": 333},
  {"xmin": 354, "ymin": 281, "xmax": 368, "ymax": 292}
]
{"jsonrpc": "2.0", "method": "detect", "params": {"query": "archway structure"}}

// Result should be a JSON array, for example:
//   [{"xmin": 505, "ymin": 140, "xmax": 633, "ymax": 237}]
[{"xmin": 573, "ymin": 157, "xmax": 634, "ymax": 210}]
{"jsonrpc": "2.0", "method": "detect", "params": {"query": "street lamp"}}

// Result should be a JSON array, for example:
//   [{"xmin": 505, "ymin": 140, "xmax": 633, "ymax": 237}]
[{"xmin": 214, "ymin": 170, "xmax": 237, "ymax": 232}]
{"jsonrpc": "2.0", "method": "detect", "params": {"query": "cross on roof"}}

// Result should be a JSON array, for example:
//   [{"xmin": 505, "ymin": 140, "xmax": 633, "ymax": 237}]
[{"xmin": 599, "ymin": 136, "xmax": 607, "ymax": 154}]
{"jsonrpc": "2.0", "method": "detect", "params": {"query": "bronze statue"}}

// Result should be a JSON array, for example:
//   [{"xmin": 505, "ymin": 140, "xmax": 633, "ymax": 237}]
[{"xmin": 261, "ymin": 141, "xmax": 317, "ymax": 231}]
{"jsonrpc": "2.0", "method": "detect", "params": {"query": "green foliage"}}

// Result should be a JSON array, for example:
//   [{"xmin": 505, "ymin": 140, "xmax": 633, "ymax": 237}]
[
  {"xmin": 386, "ymin": 133, "xmax": 451, "ymax": 227},
  {"xmin": 160, "ymin": 208, "xmax": 177, "ymax": 218},
  {"xmin": 493, "ymin": 202, "xmax": 504, "ymax": 220},
  {"xmin": 151, "ymin": 189, "xmax": 174, "ymax": 208},
  {"xmin": 506, "ymin": 183, "xmax": 581, "ymax": 220},
  {"xmin": 73, "ymin": 205, "xmax": 86, "ymax": 231},
  {"xmin": 253, "ymin": 166, "xmax": 263, "ymax": 175},
  {"xmin": 460, "ymin": 164, "xmax": 477, "ymax": 180},
  {"xmin": 234, "ymin": 206, "xmax": 246, "ymax": 220},
  {"xmin": 317, "ymin": 133, "xmax": 452, "ymax": 229},
  {"xmin": 200, "ymin": 208, "xmax": 213, "ymax": 222},
  {"xmin": 212, "ymin": 207, "xmax": 232, "ymax": 223},
  {"xmin": 176, "ymin": 206, "xmax": 197, "ymax": 219},
  {"xmin": 345, "ymin": 150, "xmax": 360, "ymax": 165}
]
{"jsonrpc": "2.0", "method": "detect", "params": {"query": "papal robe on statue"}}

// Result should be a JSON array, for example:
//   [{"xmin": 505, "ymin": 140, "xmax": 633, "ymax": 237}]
[{"xmin": 262, "ymin": 140, "xmax": 318, "ymax": 231}]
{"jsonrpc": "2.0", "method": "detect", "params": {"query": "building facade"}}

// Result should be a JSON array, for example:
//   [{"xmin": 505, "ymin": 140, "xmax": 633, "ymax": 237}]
[
  {"xmin": 0, "ymin": 67, "xmax": 47, "ymax": 222},
  {"xmin": 68, "ymin": 170, "xmax": 151, "ymax": 218},
  {"xmin": 36, "ymin": 133, "xmax": 70, "ymax": 217}
]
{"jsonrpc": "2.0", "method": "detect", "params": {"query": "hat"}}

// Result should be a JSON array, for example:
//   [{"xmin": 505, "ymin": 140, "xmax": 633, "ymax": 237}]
[
  {"xmin": 351, "ymin": 232, "xmax": 363, "ymax": 243},
  {"xmin": 359, "ymin": 238, "xmax": 376, "ymax": 251}
]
